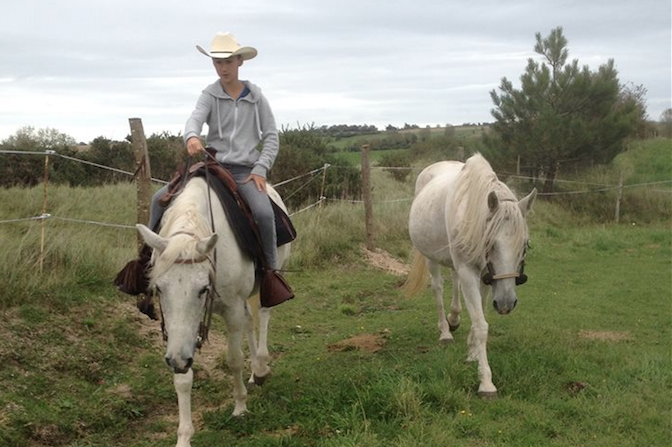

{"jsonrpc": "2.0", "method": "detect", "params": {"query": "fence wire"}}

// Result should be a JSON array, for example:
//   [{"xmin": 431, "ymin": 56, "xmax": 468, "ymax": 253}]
[{"xmin": 0, "ymin": 149, "xmax": 670, "ymax": 231}]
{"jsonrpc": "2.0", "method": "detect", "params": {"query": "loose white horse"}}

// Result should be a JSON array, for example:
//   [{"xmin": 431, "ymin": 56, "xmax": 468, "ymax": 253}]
[
  {"xmin": 404, "ymin": 153, "xmax": 536, "ymax": 397},
  {"xmin": 137, "ymin": 176, "xmax": 290, "ymax": 447}
]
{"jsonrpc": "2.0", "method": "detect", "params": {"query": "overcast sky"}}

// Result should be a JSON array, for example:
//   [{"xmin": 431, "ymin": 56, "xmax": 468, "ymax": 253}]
[{"xmin": 1, "ymin": 0, "xmax": 670, "ymax": 143}]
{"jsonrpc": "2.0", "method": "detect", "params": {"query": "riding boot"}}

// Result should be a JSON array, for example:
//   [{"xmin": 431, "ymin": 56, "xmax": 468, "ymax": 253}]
[
  {"xmin": 114, "ymin": 244, "xmax": 151, "ymax": 295},
  {"xmin": 260, "ymin": 268, "xmax": 294, "ymax": 308},
  {"xmin": 136, "ymin": 291, "xmax": 159, "ymax": 321}
]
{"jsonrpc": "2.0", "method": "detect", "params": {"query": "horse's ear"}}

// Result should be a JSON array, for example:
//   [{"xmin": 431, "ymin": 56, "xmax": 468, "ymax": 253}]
[
  {"xmin": 518, "ymin": 188, "xmax": 537, "ymax": 217},
  {"xmin": 135, "ymin": 224, "xmax": 168, "ymax": 253},
  {"xmin": 487, "ymin": 191, "xmax": 499, "ymax": 212},
  {"xmin": 196, "ymin": 234, "xmax": 219, "ymax": 256},
  {"xmin": 137, "ymin": 224, "xmax": 168, "ymax": 254}
]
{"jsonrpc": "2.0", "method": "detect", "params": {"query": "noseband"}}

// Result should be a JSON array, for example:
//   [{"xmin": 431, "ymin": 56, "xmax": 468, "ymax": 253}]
[{"xmin": 481, "ymin": 260, "xmax": 528, "ymax": 286}]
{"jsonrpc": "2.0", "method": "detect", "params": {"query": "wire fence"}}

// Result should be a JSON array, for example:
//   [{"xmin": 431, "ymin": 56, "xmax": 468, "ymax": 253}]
[{"xmin": 0, "ymin": 149, "xmax": 670, "ymax": 230}]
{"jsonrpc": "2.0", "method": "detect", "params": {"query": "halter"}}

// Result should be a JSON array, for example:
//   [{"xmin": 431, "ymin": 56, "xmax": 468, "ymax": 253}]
[
  {"xmin": 480, "ymin": 197, "xmax": 529, "ymax": 286},
  {"xmin": 481, "ymin": 260, "xmax": 528, "ymax": 286}
]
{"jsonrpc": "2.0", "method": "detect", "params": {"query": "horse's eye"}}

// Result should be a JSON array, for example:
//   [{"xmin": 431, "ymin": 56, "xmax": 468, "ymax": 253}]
[{"xmin": 199, "ymin": 286, "xmax": 210, "ymax": 297}]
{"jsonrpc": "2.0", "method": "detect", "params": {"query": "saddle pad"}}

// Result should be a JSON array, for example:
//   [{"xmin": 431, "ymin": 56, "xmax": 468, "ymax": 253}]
[{"xmin": 192, "ymin": 168, "xmax": 296, "ymax": 265}]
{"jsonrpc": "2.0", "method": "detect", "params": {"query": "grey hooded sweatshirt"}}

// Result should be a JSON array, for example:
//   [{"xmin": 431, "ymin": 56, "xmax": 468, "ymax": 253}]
[{"xmin": 183, "ymin": 80, "xmax": 279, "ymax": 178}]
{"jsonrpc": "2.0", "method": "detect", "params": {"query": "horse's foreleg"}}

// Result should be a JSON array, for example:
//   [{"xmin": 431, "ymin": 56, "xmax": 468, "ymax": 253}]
[
  {"xmin": 459, "ymin": 269, "xmax": 497, "ymax": 397},
  {"xmin": 225, "ymin": 304, "xmax": 248, "ymax": 416},
  {"xmin": 448, "ymin": 269, "xmax": 462, "ymax": 332},
  {"xmin": 174, "ymin": 369, "xmax": 194, "ymax": 447},
  {"xmin": 428, "ymin": 260, "xmax": 453, "ymax": 343}
]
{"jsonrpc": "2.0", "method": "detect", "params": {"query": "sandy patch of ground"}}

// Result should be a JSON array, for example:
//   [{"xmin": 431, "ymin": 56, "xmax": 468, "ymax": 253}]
[
  {"xmin": 362, "ymin": 246, "xmax": 409, "ymax": 277},
  {"xmin": 327, "ymin": 333, "xmax": 387, "ymax": 353}
]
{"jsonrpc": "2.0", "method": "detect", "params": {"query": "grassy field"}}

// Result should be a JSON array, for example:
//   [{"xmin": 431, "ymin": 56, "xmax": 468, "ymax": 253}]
[
  {"xmin": 325, "ymin": 125, "xmax": 489, "ymax": 151},
  {"xmin": 0, "ymin": 138, "xmax": 669, "ymax": 447}
]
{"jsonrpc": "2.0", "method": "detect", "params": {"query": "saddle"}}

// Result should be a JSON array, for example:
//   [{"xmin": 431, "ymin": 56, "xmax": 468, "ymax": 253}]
[{"xmin": 115, "ymin": 157, "xmax": 296, "ymax": 310}]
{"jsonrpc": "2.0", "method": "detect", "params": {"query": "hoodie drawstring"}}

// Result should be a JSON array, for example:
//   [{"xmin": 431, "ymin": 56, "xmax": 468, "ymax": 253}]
[
  {"xmin": 254, "ymin": 102, "xmax": 262, "ymax": 138},
  {"xmin": 216, "ymin": 97, "xmax": 223, "ymax": 140}
]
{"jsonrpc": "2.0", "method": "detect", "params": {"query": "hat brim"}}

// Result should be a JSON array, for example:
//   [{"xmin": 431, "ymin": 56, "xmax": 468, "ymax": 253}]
[{"xmin": 196, "ymin": 45, "xmax": 257, "ymax": 60}]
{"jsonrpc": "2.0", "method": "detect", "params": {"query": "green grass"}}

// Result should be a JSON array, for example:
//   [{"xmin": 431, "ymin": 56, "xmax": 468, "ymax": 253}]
[
  {"xmin": 326, "ymin": 125, "xmax": 490, "ymax": 151},
  {"xmin": 614, "ymin": 138, "xmax": 672, "ymax": 186},
  {"xmin": 2, "ymin": 225, "xmax": 670, "ymax": 447},
  {"xmin": 335, "ymin": 148, "xmax": 410, "ymax": 166},
  {"xmin": 0, "ymin": 139, "xmax": 670, "ymax": 446}
]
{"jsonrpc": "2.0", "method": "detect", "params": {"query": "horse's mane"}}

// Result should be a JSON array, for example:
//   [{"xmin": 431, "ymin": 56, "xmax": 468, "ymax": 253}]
[
  {"xmin": 449, "ymin": 154, "xmax": 527, "ymax": 266},
  {"xmin": 149, "ymin": 181, "xmax": 214, "ymax": 282}
]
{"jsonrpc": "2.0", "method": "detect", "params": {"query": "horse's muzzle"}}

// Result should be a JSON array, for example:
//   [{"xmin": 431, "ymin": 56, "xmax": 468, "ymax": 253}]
[
  {"xmin": 493, "ymin": 298, "xmax": 517, "ymax": 315},
  {"xmin": 166, "ymin": 356, "xmax": 193, "ymax": 374}
]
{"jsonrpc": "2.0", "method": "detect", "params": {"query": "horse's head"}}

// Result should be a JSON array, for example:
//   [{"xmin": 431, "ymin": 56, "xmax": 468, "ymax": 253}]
[
  {"xmin": 481, "ymin": 188, "xmax": 536, "ymax": 315},
  {"xmin": 137, "ymin": 224, "xmax": 218, "ymax": 374}
]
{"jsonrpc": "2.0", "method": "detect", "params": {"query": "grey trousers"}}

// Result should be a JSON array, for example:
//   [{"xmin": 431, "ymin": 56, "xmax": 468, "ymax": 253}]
[{"xmin": 149, "ymin": 164, "xmax": 278, "ymax": 269}]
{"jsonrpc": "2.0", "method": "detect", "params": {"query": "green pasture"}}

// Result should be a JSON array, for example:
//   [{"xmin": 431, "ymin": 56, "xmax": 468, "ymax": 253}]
[
  {"xmin": 334, "ymin": 148, "xmax": 409, "ymax": 166},
  {"xmin": 326, "ymin": 125, "xmax": 487, "ymax": 151},
  {"xmin": 0, "ymin": 138, "xmax": 669, "ymax": 447}
]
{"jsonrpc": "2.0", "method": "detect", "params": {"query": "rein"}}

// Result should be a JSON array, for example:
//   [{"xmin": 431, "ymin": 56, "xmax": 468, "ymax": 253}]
[{"xmin": 200, "ymin": 153, "xmax": 218, "ymax": 349}]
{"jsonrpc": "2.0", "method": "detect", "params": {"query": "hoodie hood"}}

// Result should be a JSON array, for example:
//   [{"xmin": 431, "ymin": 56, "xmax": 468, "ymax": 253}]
[{"xmin": 183, "ymin": 79, "xmax": 279, "ymax": 178}]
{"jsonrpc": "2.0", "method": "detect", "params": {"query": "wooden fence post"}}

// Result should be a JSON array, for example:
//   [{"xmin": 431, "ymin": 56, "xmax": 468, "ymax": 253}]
[
  {"xmin": 456, "ymin": 146, "xmax": 465, "ymax": 162},
  {"xmin": 361, "ymin": 144, "xmax": 375, "ymax": 251},
  {"xmin": 615, "ymin": 172, "xmax": 623, "ymax": 224},
  {"xmin": 129, "ymin": 118, "xmax": 152, "ymax": 252}
]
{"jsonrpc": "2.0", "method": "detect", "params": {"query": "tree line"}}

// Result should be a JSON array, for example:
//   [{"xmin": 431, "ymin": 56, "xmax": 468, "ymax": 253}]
[{"xmin": 0, "ymin": 126, "xmax": 362, "ymax": 209}]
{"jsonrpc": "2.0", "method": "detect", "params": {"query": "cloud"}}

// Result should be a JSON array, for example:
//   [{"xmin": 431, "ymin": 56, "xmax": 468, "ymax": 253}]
[{"xmin": 0, "ymin": 0, "xmax": 669, "ymax": 142}]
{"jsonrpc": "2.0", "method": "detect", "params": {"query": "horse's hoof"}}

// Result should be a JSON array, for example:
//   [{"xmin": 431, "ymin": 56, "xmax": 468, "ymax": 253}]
[
  {"xmin": 449, "ymin": 322, "xmax": 460, "ymax": 332},
  {"xmin": 252, "ymin": 373, "xmax": 269, "ymax": 386},
  {"xmin": 477, "ymin": 390, "xmax": 498, "ymax": 400},
  {"xmin": 439, "ymin": 337, "xmax": 454, "ymax": 345}
]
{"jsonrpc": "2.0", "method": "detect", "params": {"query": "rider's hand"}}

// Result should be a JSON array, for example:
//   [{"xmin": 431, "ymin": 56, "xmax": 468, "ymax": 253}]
[
  {"xmin": 244, "ymin": 174, "xmax": 267, "ymax": 192},
  {"xmin": 186, "ymin": 137, "xmax": 204, "ymax": 157}
]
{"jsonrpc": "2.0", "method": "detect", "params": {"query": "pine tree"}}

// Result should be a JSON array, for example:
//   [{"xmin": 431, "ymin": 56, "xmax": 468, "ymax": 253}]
[{"xmin": 489, "ymin": 27, "xmax": 643, "ymax": 193}]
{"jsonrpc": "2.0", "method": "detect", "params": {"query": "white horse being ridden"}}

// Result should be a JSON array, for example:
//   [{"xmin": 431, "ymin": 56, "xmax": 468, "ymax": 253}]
[
  {"xmin": 404, "ymin": 154, "xmax": 536, "ymax": 398},
  {"xmin": 137, "ymin": 176, "xmax": 290, "ymax": 447}
]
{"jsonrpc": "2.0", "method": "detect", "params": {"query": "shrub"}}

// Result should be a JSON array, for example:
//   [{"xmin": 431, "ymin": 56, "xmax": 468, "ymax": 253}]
[{"xmin": 379, "ymin": 151, "xmax": 411, "ymax": 183}]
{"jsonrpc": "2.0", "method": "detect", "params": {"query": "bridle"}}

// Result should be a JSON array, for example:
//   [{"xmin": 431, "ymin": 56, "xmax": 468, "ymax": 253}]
[
  {"xmin": 155, "ymin": 233, "xmax": 219, "ymax": 349},
  {"xmin": 157, "ymin": 155, "xmax": 220, "ymax": 349}
]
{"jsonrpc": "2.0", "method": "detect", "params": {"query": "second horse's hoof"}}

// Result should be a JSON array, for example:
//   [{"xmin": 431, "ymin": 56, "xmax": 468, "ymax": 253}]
[
  {"xmin": 477, "ymin": 390, "xmax": 498, "ymax": 400},
  {"xmin": 252, "ymin": 373, "xmax": 269, "ymax": 386}
]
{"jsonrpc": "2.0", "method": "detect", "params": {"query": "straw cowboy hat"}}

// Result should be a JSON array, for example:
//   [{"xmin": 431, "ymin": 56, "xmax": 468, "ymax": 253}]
[{"xmin": 196, "ymin": 32, "xmax": 257, "ymax": 60}]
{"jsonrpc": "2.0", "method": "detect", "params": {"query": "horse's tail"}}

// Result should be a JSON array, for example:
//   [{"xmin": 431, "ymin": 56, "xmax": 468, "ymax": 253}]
[{"xmin": 402, "ymin": 249, "xmax": 429, "ymax": 297}]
